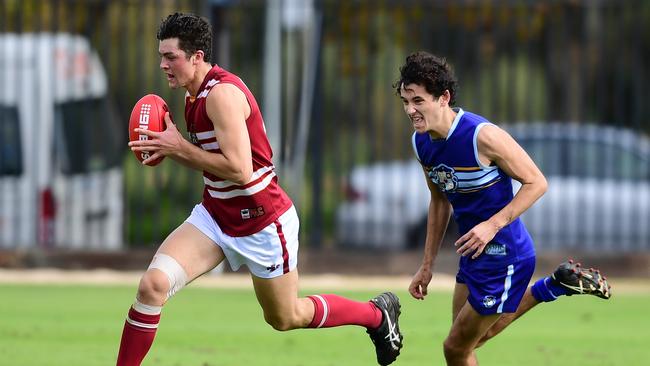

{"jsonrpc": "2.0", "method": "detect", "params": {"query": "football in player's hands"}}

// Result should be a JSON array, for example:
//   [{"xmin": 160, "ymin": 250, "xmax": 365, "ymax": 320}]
[{"xmin": 128, "ymin": 94, "xmax": 168, "ymax": 166}]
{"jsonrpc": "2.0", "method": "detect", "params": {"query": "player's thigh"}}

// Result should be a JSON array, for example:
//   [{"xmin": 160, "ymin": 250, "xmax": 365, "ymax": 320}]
[
  {"xmin": 448, "ymin": 301, "xmax": 501, "ymax": 348},
  {"xmin": 156, "ymin": 221, "xmax": 226, "ymax": 282},
  {"xmin": 452, "ymin": 282, "xmax": 470, "ymax": 322}
]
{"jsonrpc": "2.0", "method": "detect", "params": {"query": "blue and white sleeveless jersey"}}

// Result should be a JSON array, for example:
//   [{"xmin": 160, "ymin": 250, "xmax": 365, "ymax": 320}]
[{"xmin": 412, "ymin": 108, "xmax": 535, "ymax": 269}]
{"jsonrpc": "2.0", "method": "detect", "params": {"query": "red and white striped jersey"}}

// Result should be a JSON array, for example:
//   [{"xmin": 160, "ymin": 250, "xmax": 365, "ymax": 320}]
[{"xmin": 184, "ymin": 65, "xmax": 293, "ymax": 237}]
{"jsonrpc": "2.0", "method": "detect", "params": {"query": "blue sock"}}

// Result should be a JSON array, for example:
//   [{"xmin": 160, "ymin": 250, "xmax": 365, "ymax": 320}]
[{"xmin": 531, "ymin": 276, "xmax": 569, "ymax": 302}]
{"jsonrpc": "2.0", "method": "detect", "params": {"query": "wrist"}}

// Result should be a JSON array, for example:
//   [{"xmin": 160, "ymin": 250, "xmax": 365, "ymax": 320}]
[
  {"xmin": 176, "ymin": 137, "xmax": 193, "ymax": 159},
  {"xmin": 488, "ymin": 217, "xmax": 506, "ymax": 231},
  {"xmin": 421, "ymin": 260, "xmax": 434, "ymax": 270}
]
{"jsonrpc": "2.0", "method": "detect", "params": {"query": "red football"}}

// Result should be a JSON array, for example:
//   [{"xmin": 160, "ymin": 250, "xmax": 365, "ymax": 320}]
[{"xmin": 129, "ymin": 94, "xmax": 168, "ymax": 166}]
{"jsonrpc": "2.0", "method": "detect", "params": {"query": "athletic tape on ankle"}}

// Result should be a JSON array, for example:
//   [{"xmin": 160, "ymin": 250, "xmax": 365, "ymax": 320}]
[{"xmin": 148, "ymin": 253, "xmax": 188, "ymax": 299}]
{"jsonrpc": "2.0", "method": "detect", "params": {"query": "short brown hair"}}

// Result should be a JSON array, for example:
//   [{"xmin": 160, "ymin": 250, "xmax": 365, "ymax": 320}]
[{"xmin": 394, "ymin": 51, "xmax": 458, "ymax": 105}]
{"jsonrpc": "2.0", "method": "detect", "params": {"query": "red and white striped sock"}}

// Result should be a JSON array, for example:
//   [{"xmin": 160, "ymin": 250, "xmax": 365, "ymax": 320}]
[
  {"xmin": 307, "ymin": 294, "xmax": 382, "ymax": 329},
  {"xmin": 116, "ymin": 301, "xmax": 161, "ymax": 366}
]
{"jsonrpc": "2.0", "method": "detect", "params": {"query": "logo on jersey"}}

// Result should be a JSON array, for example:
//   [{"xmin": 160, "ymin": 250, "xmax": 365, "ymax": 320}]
[
  {"xmin": 484, "ymin": 242, "xmax": 507, "ymax": 256},
  {"xmin": 241, "ymin": 206, "xmax": 265, "ymax": 220},
  {"xmin": 482, "ymin": 295, "xmax": 497, "ymax": 308},
  {"xmin": 428, "ymin": 164, "xmax": 458, "ymax": 192}
]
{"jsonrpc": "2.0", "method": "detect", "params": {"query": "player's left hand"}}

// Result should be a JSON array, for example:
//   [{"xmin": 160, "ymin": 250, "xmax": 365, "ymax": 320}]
[
  {"xmin": 129, "ymin": 112, "xmax": 185, "ymax": 164},
  {"xmin": 409, "ymin": 265, "xmax": 433, "ymax": 300},
  {"xmin": 454, "ymin": 220, "xmax": 499, "ymax": 259}
]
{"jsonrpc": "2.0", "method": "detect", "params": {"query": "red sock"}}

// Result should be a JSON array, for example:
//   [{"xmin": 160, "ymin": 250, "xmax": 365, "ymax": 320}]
[
  {"xmin": 307, "ymin": 294, "xmax": 382, "ymax": 329},
  {"xmin": 116, "ymin": 306, "xmax": 161, "ymax": 366}
]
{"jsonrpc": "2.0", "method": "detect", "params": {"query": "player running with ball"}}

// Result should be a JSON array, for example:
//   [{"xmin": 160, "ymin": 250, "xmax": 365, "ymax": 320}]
[{"xmin": 118, "ymin": 12, "xmax": 402, "ymax": 366}]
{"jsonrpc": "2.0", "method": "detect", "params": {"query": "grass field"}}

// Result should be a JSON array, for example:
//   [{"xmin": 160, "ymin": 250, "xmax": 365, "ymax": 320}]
[{"xmin": 1, "ymin": 278, "xmax": 649, "ymax": 366}]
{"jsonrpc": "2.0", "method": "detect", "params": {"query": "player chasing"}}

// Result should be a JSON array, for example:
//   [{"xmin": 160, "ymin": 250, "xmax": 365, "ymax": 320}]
[
  {"xmin": 396, "ymin": 51, "xmax": 611, "ymax": 366},
  {"xmin": 117, "ymin": 13, "xmax": 402, "ymax": 366}
]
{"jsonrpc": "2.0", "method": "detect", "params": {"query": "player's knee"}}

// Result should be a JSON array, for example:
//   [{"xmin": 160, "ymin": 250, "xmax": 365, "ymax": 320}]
[
  {"xmin": 139, "ymin": 253, "xmax": 188, "ymax": 304},
  {"xmin": 137, "ymin": 270, "xmax": 170, "ymax": 304},
  {"xmin": 263, "ymin": 312, "xmax": 299, "ymax": 331},
  {"xmin": 443, "ymin": 337, "xmax": 470, "ymax": 360}
]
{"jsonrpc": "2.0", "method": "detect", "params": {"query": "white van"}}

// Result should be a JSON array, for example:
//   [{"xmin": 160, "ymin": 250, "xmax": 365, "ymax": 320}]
[{"xmin": 0, "ymin": 33, "xmax": 123, "ymax": 250}]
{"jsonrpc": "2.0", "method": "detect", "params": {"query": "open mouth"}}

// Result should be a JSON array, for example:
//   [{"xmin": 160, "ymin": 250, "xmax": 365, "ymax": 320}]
[{"xmin": 411, "ymin": 116, "xmax": 424, "ymax": 128}]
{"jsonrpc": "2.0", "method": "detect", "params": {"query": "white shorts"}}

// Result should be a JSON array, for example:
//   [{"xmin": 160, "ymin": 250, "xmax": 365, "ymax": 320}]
[{"xmin": 185, "ymin": 203, "xmax": 299, "ymax": 279}]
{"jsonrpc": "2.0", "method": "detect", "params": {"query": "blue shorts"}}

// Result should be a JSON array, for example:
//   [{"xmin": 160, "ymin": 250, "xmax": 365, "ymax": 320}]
[{"xmin": 456, "ymin": 256, "xmax": 536, "ymax": 315}]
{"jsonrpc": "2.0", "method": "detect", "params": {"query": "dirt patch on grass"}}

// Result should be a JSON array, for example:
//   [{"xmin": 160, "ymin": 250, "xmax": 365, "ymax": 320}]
[
  {"xmin": 0, "ymin": 268, "xmax": 445, "ymax": 290},
  {"xmin": 0, "ymin": 268, "xmax": 647, "ymax": 294}
]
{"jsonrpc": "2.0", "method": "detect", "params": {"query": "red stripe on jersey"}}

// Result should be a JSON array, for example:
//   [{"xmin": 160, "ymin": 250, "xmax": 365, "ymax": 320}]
[
  {"xmin": 197, "ymin": 136, "xmax": 217, "ymax": 142},
  {"xmin": 275, "ymin": 219, "xmax": 289, "ymax": 274}
]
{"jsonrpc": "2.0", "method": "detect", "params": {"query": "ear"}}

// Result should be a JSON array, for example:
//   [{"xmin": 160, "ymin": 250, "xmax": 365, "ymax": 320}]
[
  {"xmin": 193, "ymin": 50, "xmax": 205, "ymax": 65},
  {"xmin": 440, "ymin": 90, "xmax": 451, "ymax": 107}
]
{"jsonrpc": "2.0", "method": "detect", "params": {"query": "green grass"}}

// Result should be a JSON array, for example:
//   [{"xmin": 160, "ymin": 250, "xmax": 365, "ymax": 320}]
[{"xmin": 1, "ymin": 284, "xmax": 648, "ymax": 365}]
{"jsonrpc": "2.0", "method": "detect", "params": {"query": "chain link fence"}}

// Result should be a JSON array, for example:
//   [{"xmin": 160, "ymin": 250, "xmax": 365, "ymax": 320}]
[{"xmin": 1, "ymin": 0, "xmax": 648, "ymax": 254}]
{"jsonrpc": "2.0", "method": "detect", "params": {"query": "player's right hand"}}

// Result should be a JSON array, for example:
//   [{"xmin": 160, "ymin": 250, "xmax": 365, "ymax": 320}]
[
  {"xmin": 130, "ymin": 112, "xmax": 183, "ymax": 161},
  {"xmin": 409, "ymin": 265, "xmax": 433, "ymax": 300}
]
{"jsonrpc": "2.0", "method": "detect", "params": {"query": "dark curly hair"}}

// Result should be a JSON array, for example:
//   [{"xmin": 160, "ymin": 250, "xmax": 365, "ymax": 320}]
[
  {"xmin": 157, "ymin": 12, "xmax": 212, "ymax": 63},
  {"xmin": 394, "ymin": 51, "xmax": 457, "ymax": 105}
]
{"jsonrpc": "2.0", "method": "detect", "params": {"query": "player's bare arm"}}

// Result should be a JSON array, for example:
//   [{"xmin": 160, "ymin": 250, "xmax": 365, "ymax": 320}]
[
  {"xmin": 409, "ymin": 168, "xmax": 453, "ymax": 300},
  {"xmin": 203, "ymin": 84, "xmax": 253, "ymax": 184},
  {"xmin": 455, "ymin": 124, "xmax": 547, "ymax": 258},
  {"xmin": 170, "ymin": 84, "xmax": 253, "ymax": 184}
]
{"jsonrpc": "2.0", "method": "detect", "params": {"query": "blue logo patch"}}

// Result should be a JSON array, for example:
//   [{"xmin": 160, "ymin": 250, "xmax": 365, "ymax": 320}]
[{"xmin": 428, "ymin": 164, "xmax": 458, "ymax": 193}]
